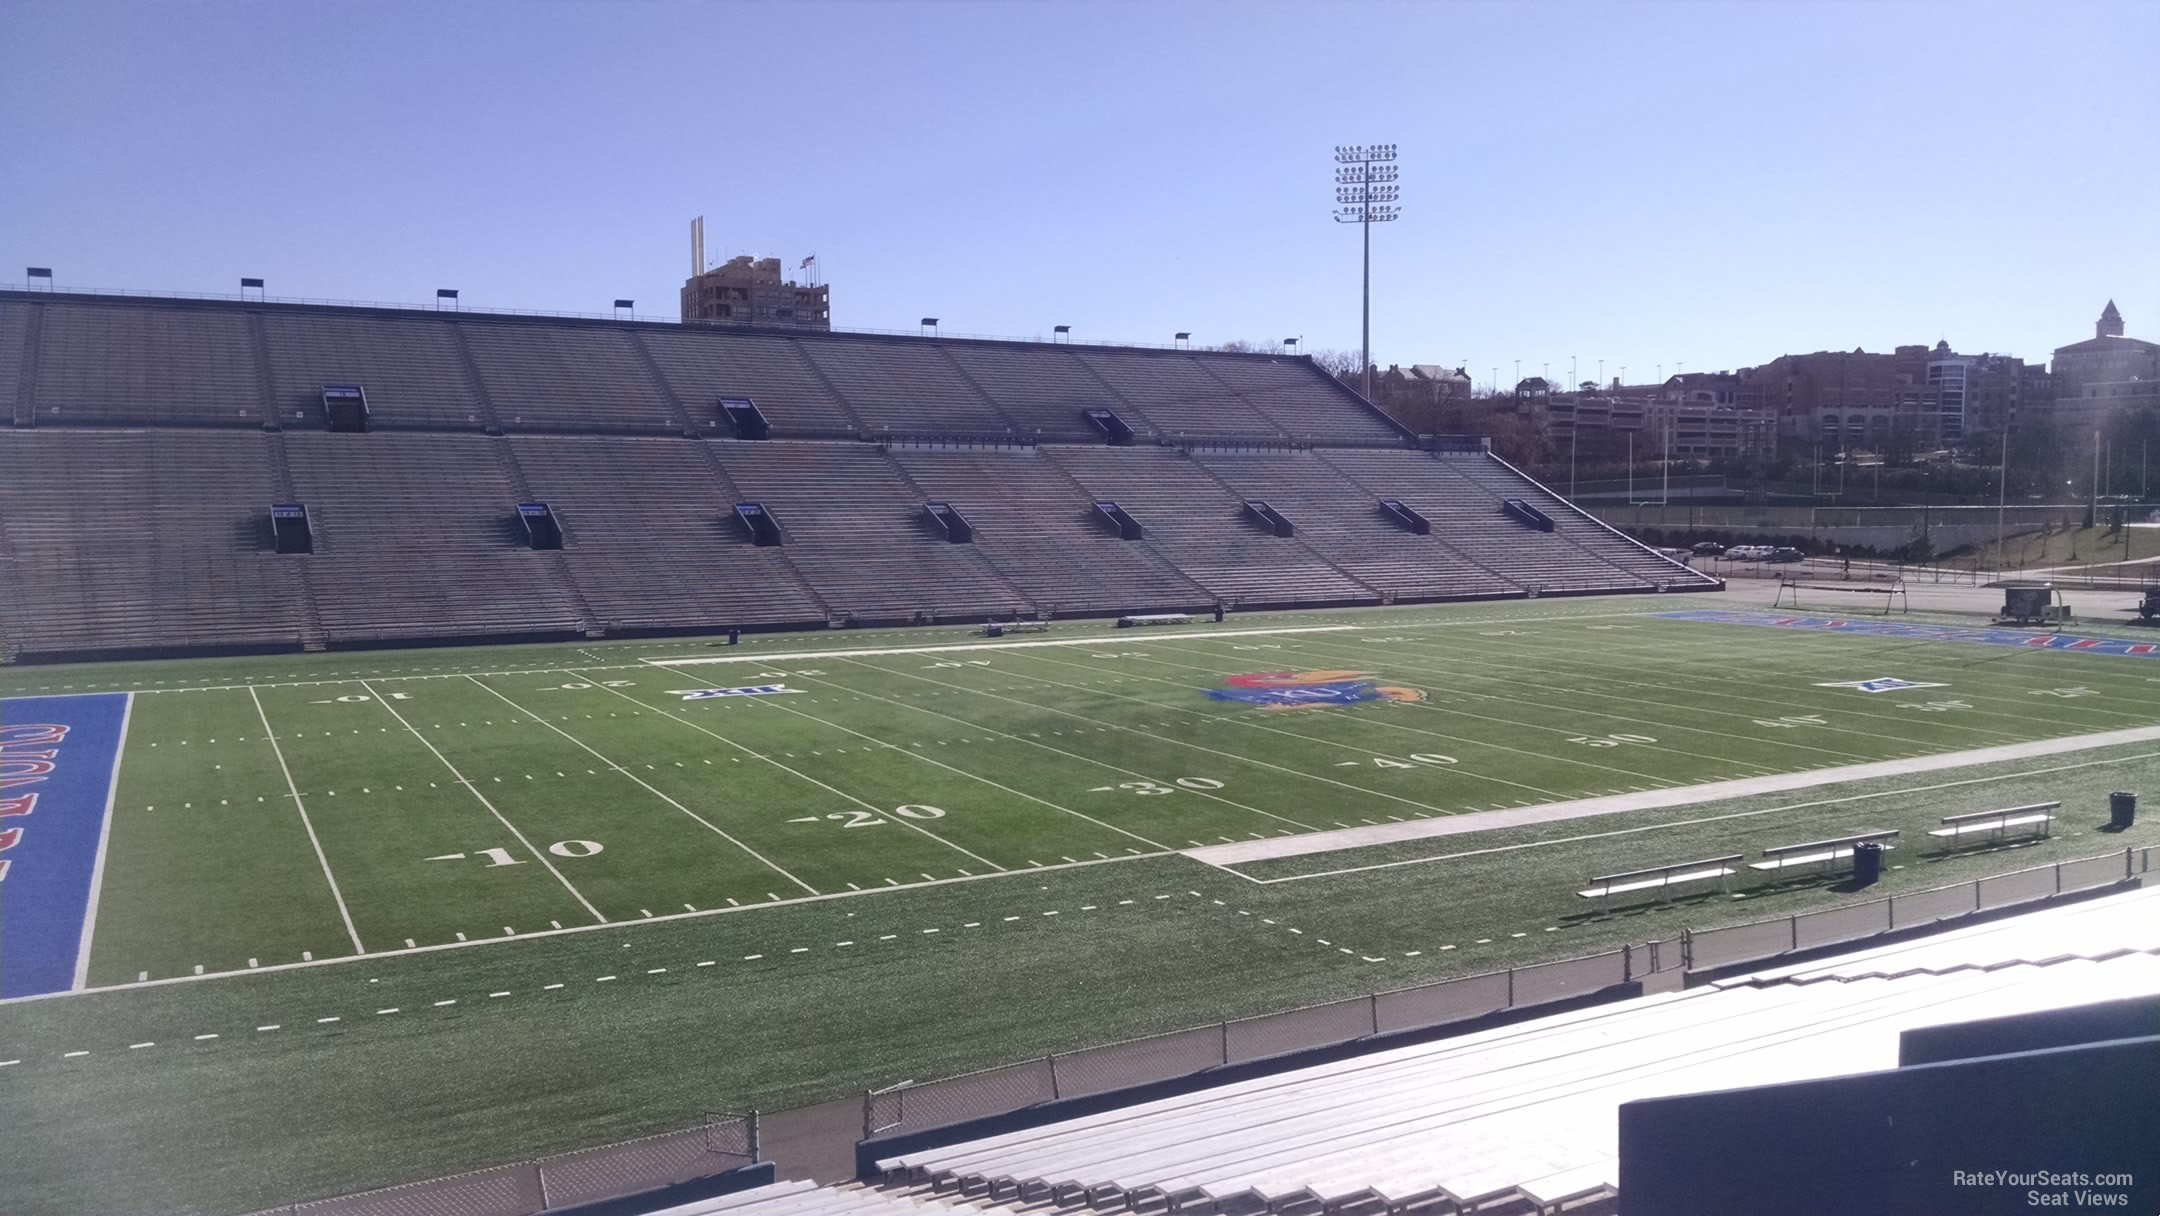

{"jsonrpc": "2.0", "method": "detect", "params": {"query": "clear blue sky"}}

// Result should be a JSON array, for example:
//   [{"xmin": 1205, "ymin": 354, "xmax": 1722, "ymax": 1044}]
[{"xmin": 4, "ymin": 0, "xmax": 2153, "ymax": 389}]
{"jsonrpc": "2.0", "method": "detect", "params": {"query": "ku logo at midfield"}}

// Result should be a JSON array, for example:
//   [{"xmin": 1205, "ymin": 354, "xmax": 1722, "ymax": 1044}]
[{"xmin": 1204, "ymin": 670, "xmax": 1427, "ymax": 711}]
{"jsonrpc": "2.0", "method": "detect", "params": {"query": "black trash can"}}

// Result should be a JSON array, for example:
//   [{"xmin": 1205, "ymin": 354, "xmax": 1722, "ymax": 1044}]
[
  {"xmin": 1851, "ymin": 841, "xmax": 1884, "ymax": 886},
  {"xmin": 727, "ymin": 627, "xmax": 741, "ymax": 646},
  {"xmin": 2110, "ymin": 791, "xmax": 2137, "ymax": 829}
]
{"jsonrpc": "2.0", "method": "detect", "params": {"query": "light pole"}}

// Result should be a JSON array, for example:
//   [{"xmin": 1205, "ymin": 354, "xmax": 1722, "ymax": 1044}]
[{"xmin": 1334, "ymin": 144, "xmax": 1399, "ymax": 401}]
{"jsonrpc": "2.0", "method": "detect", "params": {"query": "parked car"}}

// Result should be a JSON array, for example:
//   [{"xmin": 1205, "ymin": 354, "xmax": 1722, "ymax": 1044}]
[
  {"xmin": 1691, "ymin": 541, "xmax": 1725, "ymax": 556},
  {"xmin": 1768, "ymin": 546, "xmax": 1806, "ymax": 563},
  {"xmin": 2140, "ymin": 587, "xmax": 2159, "ymax": 622},
  {"xmin": 1725, "ymin": 545, "xmax": 1773, "ymax": 561}
]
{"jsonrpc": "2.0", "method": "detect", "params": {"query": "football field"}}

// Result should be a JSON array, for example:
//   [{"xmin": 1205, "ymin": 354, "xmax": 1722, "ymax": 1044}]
[
  {"xmin": 4, "ymin": 596, "xmax": 2160, "ymax": 1214},
  {"xmin": 12, "ymin": 599, "xmax": 2160, "ymax": 992}
]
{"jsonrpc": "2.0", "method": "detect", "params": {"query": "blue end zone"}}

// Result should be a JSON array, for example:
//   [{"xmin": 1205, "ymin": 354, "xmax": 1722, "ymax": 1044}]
[
  {"xmin": 1, "ymin": 692, "xmax": 132, "ymax": 998},
  {"xmin": 1656, "ymin": 609, "xmax": 2160, "ymax": 659}
]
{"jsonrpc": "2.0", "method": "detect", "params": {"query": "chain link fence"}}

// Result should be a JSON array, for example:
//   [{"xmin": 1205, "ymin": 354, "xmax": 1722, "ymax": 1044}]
[
  {"xmin": 251, "ymin": 1113, "xmax": 756, "ymax": 1216},
  {"xmin": 255, "ymin": 846, "xmax": 2151, "ymax": 1215},
  {"xmin": 871, "ymin": 847, "xmax": 2150, "ymax": 1142}
]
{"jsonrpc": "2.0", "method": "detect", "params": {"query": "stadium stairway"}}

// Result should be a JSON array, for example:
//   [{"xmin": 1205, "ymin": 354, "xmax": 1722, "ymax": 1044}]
[
  {"xmin": 1044, "ymin": 446, "xmax": 1377, "ymax": 609},
  {"xmin": 1192, "ymin": 449, "xmax": 1508, "ymax": 603},
  {"xmin": 489, "ymin": 436, "xmax": 605, "ymax": 636},
  {"xmin": 890, "ymin": 446, "xmax": 1212, "ymax": 615}
]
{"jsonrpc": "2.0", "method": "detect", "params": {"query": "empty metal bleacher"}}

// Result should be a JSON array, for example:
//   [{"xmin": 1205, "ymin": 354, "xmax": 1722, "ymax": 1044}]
[
  {"xmin": 709, "ymin": 441, "xmax": 1031, "ymax": 621},
  {"xmin": 1046, "ymin": 445, "xmax": 1375, "ymax": 607},
  {"xmin": 284, "ymin": 431, "xmax": 585, "ymax": 642},
  {"xmin": 891, "ymin": 447, "xmax": 1210, "ymax": 615},
  {"xmin": 508, "ymin": 435, "xmax": 827, "ymax": 630},
  {"xmin": 0, "ymin": 429, "xmax": 309, "ymax": 656}
]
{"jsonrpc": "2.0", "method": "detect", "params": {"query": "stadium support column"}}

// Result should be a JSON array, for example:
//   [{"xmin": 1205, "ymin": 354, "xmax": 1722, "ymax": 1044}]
[{"xmin": 1334, "ymin": 145, "xmax": 1399, "ymax": 401}]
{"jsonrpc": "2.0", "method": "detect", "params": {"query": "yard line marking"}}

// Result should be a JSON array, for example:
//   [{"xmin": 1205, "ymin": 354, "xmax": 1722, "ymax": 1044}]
[
  {"xmin": 71, "ymin": 692, "xmax": 134, "ymax": 990},
  {"xmin": 358, "ymin": 680, "xmax": 606, "ymax": 924},
  {"xmin": 475, "ymin": 675, "xmax": 819, "ymax": 891},
  {"xmin": 733, "ymin": 691, "xmax": 1169, "ymax": 852},
  {"xmin": 1127, "ymin": 641, "xmax": 1721, "ymax": 787},
  {"xmin": 643, "ymin": 625, "xmax": 1359, "ymax": 668},
  {"xmin": 868, "ymin": 659, "xmax": 1459, "ymax": 822},
  {"xmin": 798, "ymin": 665, "xmax": 1309, "ymax": 834},
  {"xmin": 1193, "ymin": 733, "xmax": 2160, "ymax": 871},
  {"xmin": 1, "ymin": 852, "xmax": 1148, "ymax": 1006},
  {"xmin": 249, "ymin": 687, "xmax": 366, "ymax": 955},
  {"xmin": 1029, "ymin": 647, "xmax": 1590, "ymax": 801},
  {"xmin": 569, "ymin": 673, "xmax": 1004, "ymax": 874}
]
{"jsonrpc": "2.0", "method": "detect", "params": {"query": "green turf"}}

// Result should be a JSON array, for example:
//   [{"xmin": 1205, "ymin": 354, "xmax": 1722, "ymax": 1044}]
[{"xmin": 3, "ymin": 596, "xmax": 2157, "ymax": 1215}]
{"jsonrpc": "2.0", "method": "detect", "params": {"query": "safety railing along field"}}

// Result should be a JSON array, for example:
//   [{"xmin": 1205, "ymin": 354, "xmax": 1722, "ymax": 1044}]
[
  {"xmin": 862, "ymin": 846, "xmax": 2151, "ymax": 1140},
  {"xmin": 243, "ymin": 846, "xmax": 2150, "ymax": 1216}
]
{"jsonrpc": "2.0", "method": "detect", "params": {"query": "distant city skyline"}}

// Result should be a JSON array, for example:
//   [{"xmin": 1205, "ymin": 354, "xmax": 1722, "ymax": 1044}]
[{"xmin": 3, "ymin": 0, "xmax": 2154, "ymax": 386}]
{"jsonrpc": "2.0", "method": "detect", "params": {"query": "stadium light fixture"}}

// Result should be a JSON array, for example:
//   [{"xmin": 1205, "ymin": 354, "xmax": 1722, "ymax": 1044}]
[
  {"xmin": 27, "ymin": 266, "xmax": 52, "ymax": 291},
  {"xmin": 1283, "ymin": 338, "xmax": 1300, "ymax": 354},
  {"xmin": 240, "ymin": 277, "xmax": 265, "ymax": 300},
  {"xmin": 1334, "ymin": 143, "xmax": 1400, "ymax": 401},
  {"xmin": 1174, "ymin": 332, "xmax": 1191, "ymax": 349},
  {"xmin": 920, "ymin": 317, "xmax": 939, "ymax": 335},
  {"xmin": 1053, "ymin": 324, "xmax": 1071, "ymax": 344},
  {"xmin": 613, "ymin": 299, "xmax": 634, "ymax": 312},
  {"xmin": 436, "ymin": 288, "xmax": 459, "ymax": 311}
]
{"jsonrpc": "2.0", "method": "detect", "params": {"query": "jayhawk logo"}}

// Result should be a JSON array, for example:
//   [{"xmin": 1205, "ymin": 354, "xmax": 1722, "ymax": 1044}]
[{"xmin": 1204, "ymin": 670, "xmax": 1427, "ymax": 710}]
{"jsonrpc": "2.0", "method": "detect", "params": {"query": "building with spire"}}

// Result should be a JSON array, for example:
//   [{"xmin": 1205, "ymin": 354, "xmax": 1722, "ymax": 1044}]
[{"xmin": 2051, "ymin": 300, "xmax": 2159, "ymax": 432}]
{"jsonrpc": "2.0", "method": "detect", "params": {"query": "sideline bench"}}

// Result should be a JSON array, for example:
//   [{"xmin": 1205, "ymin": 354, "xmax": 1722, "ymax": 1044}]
[
  {"xmin": 1117, "ymin": 613, "xmax": 1196, "ymax": 628},
  {"xmin": 979, "ymin": 619, "xmax": 1050, "ymax": 637},
  {"xmin": 1749, "ymin": 829, "xmax": 1900, "ymax": 874},
  {"xmin": 1577, "ymin": 856, "xmax": 1742, "ymax": 910},
  {"xmin": 1928, "ymin": 802, "xmax": 2058, "ymax": 850}
]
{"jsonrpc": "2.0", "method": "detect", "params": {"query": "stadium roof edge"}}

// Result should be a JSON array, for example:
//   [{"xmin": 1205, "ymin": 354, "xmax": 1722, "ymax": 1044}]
[{"xmin": 0, "ymin": 285, "xmax": 1323, "ymax": 365}]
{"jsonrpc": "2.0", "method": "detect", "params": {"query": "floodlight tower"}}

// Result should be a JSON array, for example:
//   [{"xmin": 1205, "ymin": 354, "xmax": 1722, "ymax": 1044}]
[{"xmin": 1334, "ymin": 144, "xmax": 1400, "ymax": 400}]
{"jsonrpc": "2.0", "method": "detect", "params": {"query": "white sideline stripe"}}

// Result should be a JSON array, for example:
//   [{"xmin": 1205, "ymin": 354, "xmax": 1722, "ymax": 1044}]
[
  {"xmin": 357, "ymin": 680, "xmax": 608, "ymax": 925},
  {"xmin": 640, "ymin": 625, "xmax": 1358, "ymax": 666},
  {"xmin": 250, "ymin": 687, "xmax": 367, "ymax": 956},
  {"xmin": 1187, "ymin": 723, "xmax": 2160, "ymax": 867},
  {"xmin": 0, "ymin": 851, "xmax": 1157, "ymax": 1006},
  {"xmin": 464, "ymin": 676, "xmax": 819, "ymax": 895},
  {"xmin": 71, "ymin": 692, "xmax": 134, "ymax": 990}
]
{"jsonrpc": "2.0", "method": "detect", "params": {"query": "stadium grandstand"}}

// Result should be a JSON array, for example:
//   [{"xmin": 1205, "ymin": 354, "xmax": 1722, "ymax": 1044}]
[{"xmin": 0, "ymin": 289, "xmax": 1713, "ymax": 662}]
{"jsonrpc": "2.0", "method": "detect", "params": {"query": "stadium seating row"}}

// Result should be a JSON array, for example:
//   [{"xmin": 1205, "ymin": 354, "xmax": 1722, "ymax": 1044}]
[
  {"xmin": 0, "ymin": 427, "xmax": 1712, "ymax": 658},
  {"xmin": 1, "ymin": 293, "xmax": 1402, "ymax": 443}
]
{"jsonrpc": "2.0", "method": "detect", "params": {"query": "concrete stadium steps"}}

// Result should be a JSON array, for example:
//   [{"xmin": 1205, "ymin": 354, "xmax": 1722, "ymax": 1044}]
[
  {"xmin": 1193, "ymin": 359, "xmax": 1404, "ymax": 447},
  {"xmin": 796, "ymin": 342, "xmax": 1017, "ymax": 437},
  {"xmin": 284, "ymin": 431, "xmax": 585, "ymax": 642},
  {"xmin": 1077, "ymin": 352, "xmax": 1289, "ymax": 443},
  {"xmin": 1316, "ymin": 450, "xmax": 1659, "ymax": 595},
  {"xmin": 461, "ymin": 323, "xmax": 685, "ymax": 433},
  {"xmin": 710, "ymin": 441, "xmax": 1034, "ymax": 622},
  {"xmin": 873, "ymin": 887, "xmax": 2160, "ymax": 1216},
  {"xmin": 1441, "ymin": 457, "xmax": 1709, "ymax": 589},
  {"xmin": 508, "ymin": 435, "xmax": 827, "ymax": 630},
  {"xmin": 1045, "ymin": 446, "xmax": 1377, "ymax": 606},
  {"xmin": 25, "ymin": 300, "xmax": 267, "ymax": 427},
  {"xmin": 1189, "ymin": 450, "xmax": 1509, "ymax": 602},
  {"xmin": 0, "ymin": 428, "xmax": 310, "ymax": 655},
  {"xmin": 261, "ymin": 310, "xmax": 490, "ymax": 430},
  {"xmin": 940, "ymin": 347, "xmax": 1144, "ymax": 443},
  {"xmin": 890, "ymin": 447, "xmax": 1212, "ymax": 615},
  {"xmin": 0, "ymin": 298, "xmax": 32, "ymax": 424},
  {"xmin": 638, "ymin": 329, "xmax": 863, "ymax": 437}
]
